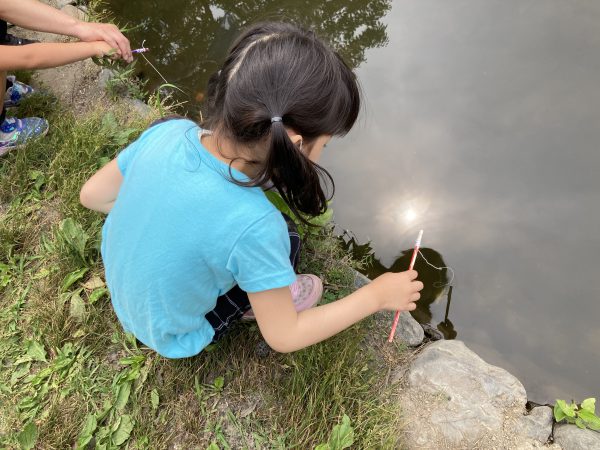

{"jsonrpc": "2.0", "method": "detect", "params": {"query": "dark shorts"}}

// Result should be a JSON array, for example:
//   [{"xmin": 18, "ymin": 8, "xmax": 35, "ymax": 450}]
[{"xmin": 205, "ymin": 213, "xmax": 301, "ymax": 341}]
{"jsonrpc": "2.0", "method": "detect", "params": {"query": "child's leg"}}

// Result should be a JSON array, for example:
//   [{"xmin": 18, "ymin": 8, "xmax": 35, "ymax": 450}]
[{"xmin": 205, "ymin": 214, "xmax": 301, "ymax": 341}]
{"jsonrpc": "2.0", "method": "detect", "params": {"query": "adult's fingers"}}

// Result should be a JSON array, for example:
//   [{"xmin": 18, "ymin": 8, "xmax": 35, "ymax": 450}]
[
  {"xmin": 110, "ymin": 26, "xmax": 131, "ymax": 62},
  {"xmin": 106, "ymin": 32, "xmax": 130, "ymax": 62}
]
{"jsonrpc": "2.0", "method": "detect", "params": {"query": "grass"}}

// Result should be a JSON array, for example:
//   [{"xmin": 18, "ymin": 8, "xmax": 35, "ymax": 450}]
[{"xmin": 0, "ymin": 92, "xmax": 407, "ymax": 449}]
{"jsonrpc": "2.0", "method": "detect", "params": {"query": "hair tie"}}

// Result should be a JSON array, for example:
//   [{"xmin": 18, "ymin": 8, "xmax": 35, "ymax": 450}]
[{"xmin": 271, "ymin": 116, "xmax": 283, "ymax": 123}]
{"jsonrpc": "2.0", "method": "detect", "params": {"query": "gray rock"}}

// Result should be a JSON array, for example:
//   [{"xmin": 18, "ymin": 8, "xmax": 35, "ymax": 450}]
[
  {"xmin": 554, "ymin": 423, "xmax": 600, "ymax": 450},
  {"xmin": 514, "ymin": 406, "xmax": 553, "ymax": 443},
  {"xmin": 123, "ymin": 98, "xmax": 153, "ymax": 119},
  {"xmin": 396, "ymin": 310, "xmax": 424, "ymax": 347},
  {"xmin": 405, "ymin": 340, "xmax": 527, "ymax": 446},
  {"xmin": 352, "ymin": 270, "xmax": 424, "ymax": 346},
  {"xmin": 55, "ymin": 0, "xmax": 76, "ymax": 7},
  {"xmin": 353, "ymin": 270, "xmax": 370, "ymax": 289},
  {"xmin": 60, "ymin": 5, "xmax": 87, "ymax": 21},
  {"xmin": 97, "ymin": 68, "xmax": 117, "ymax": 90}
]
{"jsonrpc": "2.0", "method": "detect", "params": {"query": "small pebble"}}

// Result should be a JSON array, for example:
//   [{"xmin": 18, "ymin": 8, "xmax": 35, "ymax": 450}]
[{"xmin": 255, "ymin": 340, "xmax": 272, "ymax": 358}]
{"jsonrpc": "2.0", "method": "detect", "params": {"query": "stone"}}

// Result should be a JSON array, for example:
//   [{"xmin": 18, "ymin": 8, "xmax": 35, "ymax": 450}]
[
  {"xmin": 514, "ymin": 406, "xmax": 553, "ymax": 443},
  {"xmin": 97, "ymin": 68, "xmax": 117, "ymax": 90},
  {"xmin": 55, "ymin": 0, "xmax": 76, "ymax": 7},
  {"xmin": 60, "ymin": 4, "xmax": 87, "ymax": 21},
  {"xmin": 401, "ymin": 340, "xmax": 527, "ymax": 447},
  {"xmin": 396, "ymin": 310, "xmax": 424, "ymax": 346},
  {"xmin": 421, "ymin": 322, "xmax": 443, "ymax": 340},
  {"xmin": 353, "ymin": 270, "xmax": 371, "ymax": 289},
  {"xmin": 255, "ymin": 340, "xmax": 272, "ymax": 358},
  {"xmin": 123, "ymin": 98, "xmax": 153, "ymax": 119},
  {"xmin": 352, "ymin": 270, "xmax": 424, "ymax": 346},
  {"xmin": 554, "ymin": 423, "xmax": 600, "ymax": 450}
]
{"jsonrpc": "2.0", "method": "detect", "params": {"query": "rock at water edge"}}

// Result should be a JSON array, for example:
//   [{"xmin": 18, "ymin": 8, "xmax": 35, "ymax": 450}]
[
  {"xmin": 352, "ymin": 271, "xmax": 424, "ymax": 347},
  {"xmin": 514, "ymin": 406, "xmax": 553, "ymax": 443},
  {"xmin": 61, "ymin": 4, "xmax": 87, "ymax": 21},
  {"xmin": 401, "ymin": 340, "xmax": 527, "ymax": 447},
  {"xmin": 554, "ymin": 423, "xmax": 600, "ymax": 450},
  {"xmin": 396, "ymin": 311, "xmax": 424, "ymax": 347}
]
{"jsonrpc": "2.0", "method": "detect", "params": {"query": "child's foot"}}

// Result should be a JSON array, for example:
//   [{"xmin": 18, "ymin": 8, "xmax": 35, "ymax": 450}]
[
  {"xmin": 242, "ymin": 274, "xmax": 323, "ymax": 321},
  {"xmin": 4, "ymin": 76, "xmax": 35, "ymax": 108},
  {"xmin": 0, "ymin": 117, "xmax": 49, "ymax": 156}
]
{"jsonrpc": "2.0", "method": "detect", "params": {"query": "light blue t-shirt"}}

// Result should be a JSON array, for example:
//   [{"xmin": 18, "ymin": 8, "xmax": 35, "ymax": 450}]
[{"xmin": 101, "ymin": 119, "xmax": 296, "ymax": 358}]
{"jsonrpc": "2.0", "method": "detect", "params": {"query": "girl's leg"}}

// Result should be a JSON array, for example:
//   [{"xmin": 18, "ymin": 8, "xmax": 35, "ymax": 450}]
[{"xmin": 205, "ymin": 214, "xmax": 301, "ymax": 341}]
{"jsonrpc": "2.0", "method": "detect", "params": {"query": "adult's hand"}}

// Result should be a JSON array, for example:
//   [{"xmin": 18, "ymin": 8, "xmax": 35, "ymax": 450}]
[
  {"xmin": 0, "ymin": 0, "xmax": 131, "ymax": 62},
  {"xmin": 73, "ymin": 22, "xmax": 132, "ymax": 63}
]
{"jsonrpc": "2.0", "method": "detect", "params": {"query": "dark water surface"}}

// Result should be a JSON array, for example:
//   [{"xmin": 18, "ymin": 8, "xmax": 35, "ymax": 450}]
[{"xmin": 106, "ymin": 0, "xmax": 600, "ymax": 402}]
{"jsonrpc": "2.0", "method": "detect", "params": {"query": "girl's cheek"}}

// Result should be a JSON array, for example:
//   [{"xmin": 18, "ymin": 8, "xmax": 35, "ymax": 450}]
[{"xmin": 308, "ymin": 146, "xmax": 324, "ymax": 163}]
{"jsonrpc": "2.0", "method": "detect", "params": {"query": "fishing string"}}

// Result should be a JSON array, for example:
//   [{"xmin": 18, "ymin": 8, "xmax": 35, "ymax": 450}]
[
  {"xmin": 417, "ymin": 250, "xmax": 455, "ymax": 287},
  {"xmin": 133, "ymin": 40, "xmax": 171, "ymax": 86}
]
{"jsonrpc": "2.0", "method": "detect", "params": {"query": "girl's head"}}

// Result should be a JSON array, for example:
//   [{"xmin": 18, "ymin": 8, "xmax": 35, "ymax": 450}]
[{"xmin": 203, "ymin": 22, "xmax": 361, "ymax": 219}]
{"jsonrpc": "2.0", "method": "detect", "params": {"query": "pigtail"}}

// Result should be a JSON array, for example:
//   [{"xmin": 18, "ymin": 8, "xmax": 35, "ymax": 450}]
[
  {"xmin": 200, "ymin": 22, "xmax": 359, "ymax": 221},
  {"xmin": 267, "ymin": 120, "xmax": 331, "ymax": 219}
]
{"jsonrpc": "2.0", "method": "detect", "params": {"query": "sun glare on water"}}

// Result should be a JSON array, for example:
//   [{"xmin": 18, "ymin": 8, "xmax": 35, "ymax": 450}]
[{"xmin": 404, "ymin": 208, "xmax": 418, "ymax": 223}]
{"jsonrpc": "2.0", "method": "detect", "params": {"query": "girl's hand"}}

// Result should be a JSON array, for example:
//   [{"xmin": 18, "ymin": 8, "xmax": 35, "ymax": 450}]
[
  {"xmin": 368, "ymin": 270, "xmax": 424, "ymax": 312},
  {"xmin": 92, "ymin": 41, "xmax": 121, "ymax": 59}
]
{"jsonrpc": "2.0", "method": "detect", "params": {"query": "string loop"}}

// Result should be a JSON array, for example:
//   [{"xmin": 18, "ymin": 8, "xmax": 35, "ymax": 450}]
[{"xmin": 417, "ymin": 250, "xmax": 455, "ymax": 287}]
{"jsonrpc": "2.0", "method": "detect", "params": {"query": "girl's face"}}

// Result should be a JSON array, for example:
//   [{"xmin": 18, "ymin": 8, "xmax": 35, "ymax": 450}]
[{"xmin": 288, "ymin": 130, "xmax": 331, "ymax": 163}]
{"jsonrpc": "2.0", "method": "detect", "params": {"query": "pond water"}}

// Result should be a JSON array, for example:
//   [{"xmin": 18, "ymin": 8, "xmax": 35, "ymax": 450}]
[{"xmin": 105, "ymin": 0, "xmax": 600, "ymax": 403}]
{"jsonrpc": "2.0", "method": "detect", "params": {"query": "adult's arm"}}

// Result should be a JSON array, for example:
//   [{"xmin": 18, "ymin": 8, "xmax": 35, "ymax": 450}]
[
  {"xmin": 0, "ymin": 41, "xmax": 115, "ymax": 71},
  {"xmin": 0, "ymin": 0, "xmax": 132, "ymax": 62}
]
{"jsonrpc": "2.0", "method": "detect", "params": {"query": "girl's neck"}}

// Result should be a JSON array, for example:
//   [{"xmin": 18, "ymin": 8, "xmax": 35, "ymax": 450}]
[{"xmin": 199, "ymin": 131, "xmax": 261, "ymax": 178}]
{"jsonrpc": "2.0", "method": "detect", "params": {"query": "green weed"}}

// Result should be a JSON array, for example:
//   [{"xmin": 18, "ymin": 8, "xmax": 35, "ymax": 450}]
[{"xmin": 554, "ymin": 398, "xmax": 600, "ymax": 431}]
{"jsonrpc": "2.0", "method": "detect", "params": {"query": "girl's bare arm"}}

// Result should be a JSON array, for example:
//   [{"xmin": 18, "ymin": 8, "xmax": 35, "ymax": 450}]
[
  {"xmin": 80, "ymin": 159, "xmax": 123, "ymax": 214},
  {"xmin": 249, "ymin": 270, "xmax": 423, "ymax": 353},
  {"xmin": 0, "ymin": 41, "xmax": 114, "ymax": 71}
]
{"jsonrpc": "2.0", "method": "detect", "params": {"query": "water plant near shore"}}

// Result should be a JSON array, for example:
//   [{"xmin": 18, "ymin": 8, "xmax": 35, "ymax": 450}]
[{"xmin": 554, "ymin": 398, "xmax": 600, "ymax": 431}]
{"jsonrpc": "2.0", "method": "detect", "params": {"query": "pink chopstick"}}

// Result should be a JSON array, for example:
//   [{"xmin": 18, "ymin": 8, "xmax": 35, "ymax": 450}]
[{"xmin": 388, "ymin": 229, "xmax": 423, "ymax": 342}]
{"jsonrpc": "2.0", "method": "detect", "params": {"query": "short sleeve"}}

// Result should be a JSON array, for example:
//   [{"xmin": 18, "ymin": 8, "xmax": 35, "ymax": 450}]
[
  {"xmin": 116, "ymin": 118, "xmax": 191, "ymax": 176},
  {"xmin": 226, "ymin": 212, "xmax": 296, "ymax": 293},
  {"xmin": 116, "ymin": 138, "xmax": 141, "ymax": 176}
]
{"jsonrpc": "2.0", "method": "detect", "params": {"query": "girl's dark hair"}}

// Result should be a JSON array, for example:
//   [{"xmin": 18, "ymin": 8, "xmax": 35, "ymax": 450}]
[{"xmin": 202, "ymin": 22, "xmax": 360, "ymax": 220}]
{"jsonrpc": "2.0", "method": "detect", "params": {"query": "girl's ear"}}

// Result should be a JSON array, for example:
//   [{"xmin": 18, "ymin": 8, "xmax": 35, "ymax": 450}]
[{"xmin": 286, "ymin": 130, "xmax": 303, "ymax": 146}]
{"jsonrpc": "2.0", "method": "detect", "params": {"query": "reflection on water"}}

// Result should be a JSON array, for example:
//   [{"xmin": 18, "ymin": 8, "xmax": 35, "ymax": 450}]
[
  {"xmin": 106, "ymin": 0, "xmax": 600, "ymax": 403},
  {"xmin": 344, "ymin": 235, "xmax": 456, "ymax": 339},
  {"xmin": 105, "ymin": 0, "xmax": 392, "ymax": 114}
]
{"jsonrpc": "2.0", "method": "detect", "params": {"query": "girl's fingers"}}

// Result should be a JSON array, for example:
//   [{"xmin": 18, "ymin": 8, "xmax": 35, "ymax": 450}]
[
  {"xmin": 406, "ymin": 270, "xmax": 418, "ymax": 280},
  {"xmin": 413, "ymin": 280, "xmax": 424, "ymax": 291},
  {"xmin": 411, "ymin": 292, "xmax": 421, "ymax": 302},
  {"xmin": 406, "ymin": 302, "xmax": 417, "ymax": 311}
]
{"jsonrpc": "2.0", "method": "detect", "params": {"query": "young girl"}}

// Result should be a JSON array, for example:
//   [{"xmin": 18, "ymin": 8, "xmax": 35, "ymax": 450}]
[
  {"xmin": 80, "ymin": 22, "xmax": 423, "ymax": 358},
  {"xmin": 0, "ymin": 0, "xmax": 131, "ymax": 153}
]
